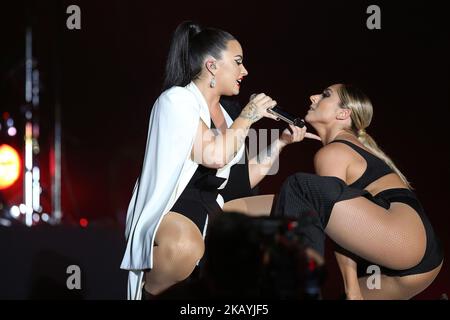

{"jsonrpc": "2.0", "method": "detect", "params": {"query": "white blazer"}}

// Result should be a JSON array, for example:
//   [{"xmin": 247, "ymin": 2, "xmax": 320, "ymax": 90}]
[{"xmin": 120, "ymin": 82, "xmax": 245, "ymax": 300}]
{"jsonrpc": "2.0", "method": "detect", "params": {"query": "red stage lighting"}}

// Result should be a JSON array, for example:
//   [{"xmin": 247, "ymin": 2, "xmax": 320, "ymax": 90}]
[{"xmin": 79, "ymin": 218, "xmax": 89, "ymax": 228}]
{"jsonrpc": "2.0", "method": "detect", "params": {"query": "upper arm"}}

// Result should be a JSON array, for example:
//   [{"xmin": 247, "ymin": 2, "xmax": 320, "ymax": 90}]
[
  {"xmin": 313, "ymin": 144, "xmax": 351, "ymax": 182},
  {"xmin": 191, "ymin": 120, "xmax": 224, "ymax": 169}
]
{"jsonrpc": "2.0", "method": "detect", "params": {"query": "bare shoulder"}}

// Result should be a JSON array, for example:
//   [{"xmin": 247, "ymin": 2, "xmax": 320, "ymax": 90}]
[
  {"xmin": 314, "ymin": 142, "xmax": 354, "ymax": 163},
  {"xmin": 314, "ymin": 142, "xmax": 353, "ymax": 178}
]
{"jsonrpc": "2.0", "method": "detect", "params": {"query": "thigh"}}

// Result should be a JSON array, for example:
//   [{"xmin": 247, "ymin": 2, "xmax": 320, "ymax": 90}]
[
  {"xmin": 326, "ymin": 197, "xmax": 426, "ymax": 270},
  {"xmin": 358, "ymin": 274, "xmax": 406, "ymax": 299},
  {"xmin": 358, "ymin": 261, "xmax": 443, "ymax": 299},
  {"xmin": 223, "ymin": 194, "xmax": 275, "ymax": 217},
  {"xmin": 154, "ymin": 211, "xmax": 204, "ymax": 248},
  {"xmin": 395, "ymin": 261, "xmax": 443, "ymax": 298}
]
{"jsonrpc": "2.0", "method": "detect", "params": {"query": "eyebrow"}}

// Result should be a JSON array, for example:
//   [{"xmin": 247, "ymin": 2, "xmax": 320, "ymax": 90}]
[{"xmin": 324, "ymin": 88, "xmax": 332, "ymax": 92}]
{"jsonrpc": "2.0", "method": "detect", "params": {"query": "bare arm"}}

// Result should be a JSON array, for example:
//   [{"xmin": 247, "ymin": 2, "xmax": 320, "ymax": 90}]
[
  {"xmin": 314, "ymin": 144, "xmax": 363, "ymax": 299},
  {"xmin": 248, "ymin": 124, "xmax": 321, "ymax": 188},
  {"xmin": 248, "ymin": 138, "xmax": 286, "ymax": 188},
  {"xmin": 191, "ymin": 94, "xmax": 278, "ymax": 168},
  {"xmin": 335, "ymin": 251, "xmax": 363, "ymax": 299}
]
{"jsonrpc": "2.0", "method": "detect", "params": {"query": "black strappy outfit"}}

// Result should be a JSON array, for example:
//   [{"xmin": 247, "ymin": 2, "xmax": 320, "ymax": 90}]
[
  {"xmin": 273, "ymin": 139, "xmax": 443, "ymax": 277},
  {"xmin": 331, "ymin": 140, "xmax": 443, "ymax": 276}
]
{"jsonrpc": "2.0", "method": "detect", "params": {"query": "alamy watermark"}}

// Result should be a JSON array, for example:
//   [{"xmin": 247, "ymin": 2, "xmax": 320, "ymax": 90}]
[
  {"xmin": 64, "ymin": 6, "xmax": 381, "ymax": 31},
  {"xmin": 366, "ymin": 5, "xmax": 381, "ymax": 30},
  {"xmin": 366, "ymin": 265, "xmax": 381, "ymax": 290},
  {"xmin": 66, "ymin": 264, "xmax": 81, "ymax": 290},
  {"xmin": 66, "ymin": 5, "xmax": 81, "ymax": 30}
]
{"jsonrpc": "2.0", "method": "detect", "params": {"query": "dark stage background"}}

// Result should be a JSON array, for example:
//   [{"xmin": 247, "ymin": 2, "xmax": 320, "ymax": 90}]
[{"xmin": 1, "ymin": 0, "xmax": 449, "ymax": 299}]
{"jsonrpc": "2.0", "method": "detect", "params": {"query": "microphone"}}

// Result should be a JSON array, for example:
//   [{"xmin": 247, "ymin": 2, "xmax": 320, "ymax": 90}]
[
  {"xmin": 250, "ymin": 94, "xmax": 305, "ymax": 128},
  {"xmin": 268, "ymin": 105, "xmax": 305, "ymax": 128}
]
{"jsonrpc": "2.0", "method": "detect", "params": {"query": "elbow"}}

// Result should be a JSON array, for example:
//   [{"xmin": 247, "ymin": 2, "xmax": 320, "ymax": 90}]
[
  {"xmin": 203, "ymin": 143, "xmax": 228, "ymax": 169},
  {"xmin": 200, "ymin": 153, "xmax": 226, "ymax": 169},
  {"xmin": 206, "ymin": 160, "xmax": 226, "ymax": 169},
  {"xmin": 195, "ymin": 138, "xmax": 236, "ymax": 169},
  {"xmin": 211, "ymin": 155, "xmax": 227, "ymax": 169},
  {"xmin": 192, "ymin": 141, "xmax": 226, "ymax": 169}
]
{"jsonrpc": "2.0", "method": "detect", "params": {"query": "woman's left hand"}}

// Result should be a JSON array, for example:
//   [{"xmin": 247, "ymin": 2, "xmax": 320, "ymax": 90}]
[{"xmin": 279, "ymin": 124, "xmax": 321, "ymax": 147}]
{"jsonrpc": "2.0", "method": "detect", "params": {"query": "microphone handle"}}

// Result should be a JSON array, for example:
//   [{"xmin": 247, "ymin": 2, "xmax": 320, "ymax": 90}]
[
  {"xmin": 249, "ymin": 94, "xmax": 305, "ymax": 128},
  {"xmin": 268, "ymin": 106, "xmax": 305, "ymax": 128}
]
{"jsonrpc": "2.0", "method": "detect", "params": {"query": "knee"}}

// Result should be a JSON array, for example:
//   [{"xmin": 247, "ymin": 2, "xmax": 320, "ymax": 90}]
[
  {"xmin": 281, "ymin": 173, "xmax": 311, "ymax": 193},
  {"xmin": 281, "ymin": 173, "xmax": 339, "ymax": 202},
  {"xmin": 285, "ymin": 172, "xmax": 309, "ymax": 184}
]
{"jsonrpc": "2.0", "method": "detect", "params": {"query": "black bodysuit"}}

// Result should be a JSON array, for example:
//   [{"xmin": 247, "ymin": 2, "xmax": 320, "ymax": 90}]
[{"xmin": 170, "ymin": 98, "xmax": 255, "ymax": 234}]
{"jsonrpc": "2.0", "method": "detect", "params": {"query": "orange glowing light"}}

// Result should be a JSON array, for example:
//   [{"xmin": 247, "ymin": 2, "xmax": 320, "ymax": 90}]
[{"xmin": 0, "ymin": 144, "xmax": 21, "ymax": 190}]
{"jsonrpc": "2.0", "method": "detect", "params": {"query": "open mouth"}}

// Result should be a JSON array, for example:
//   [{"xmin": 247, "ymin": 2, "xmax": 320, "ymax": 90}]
[{"xmin": 236, "ymin": 79, "xmax": 242, "ymax": 86}]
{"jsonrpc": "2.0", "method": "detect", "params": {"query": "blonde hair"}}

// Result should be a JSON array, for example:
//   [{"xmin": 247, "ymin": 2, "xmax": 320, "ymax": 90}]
[{"xmin": 336, "ymin": 84, "xmax": 412, "ymax": 189}]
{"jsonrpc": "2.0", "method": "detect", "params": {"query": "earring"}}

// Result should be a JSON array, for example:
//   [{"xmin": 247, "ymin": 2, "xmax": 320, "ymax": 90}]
[{"xmin": 210, "ymin": 76, "xmax": 216, "ymax": 88}]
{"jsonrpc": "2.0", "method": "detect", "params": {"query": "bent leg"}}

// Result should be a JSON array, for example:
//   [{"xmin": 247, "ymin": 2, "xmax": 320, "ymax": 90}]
[
  {"xmin": 223, "ymin": 194, "xmax": 275, "ymax": 217},
  {"xmin": 274, "ymin": 173, "xmax": 426, "ymax": 270},
  {"xmin": 326, "ymin": 199, "xmax": 426, "ymax": 270},
  {"xmin": 144, "ymin": 211, "xmax": 205, "ymax": 295},
  {"xmin": 274, "ymin": 173, "xmax": 367, "ymax": 256},
  {"xmin": 358, "ymin": 261, "xmax": 443, "ymax": 299}
]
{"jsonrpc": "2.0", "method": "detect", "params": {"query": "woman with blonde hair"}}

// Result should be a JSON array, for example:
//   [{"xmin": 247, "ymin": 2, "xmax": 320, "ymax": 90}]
[{"xmin": 273, "ymin": 84, "xmax": 443, "ymax": 299}]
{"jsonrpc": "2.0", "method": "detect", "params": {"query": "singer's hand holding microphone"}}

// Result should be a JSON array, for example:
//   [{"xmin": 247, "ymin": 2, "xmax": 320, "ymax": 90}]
[
  {"xmin": 245, "ymin": 93, "xmax": 321, "ymax": 144},
  {"xmin": 241, "ymin": 93, "xmax": 280, "ymax": 123}
]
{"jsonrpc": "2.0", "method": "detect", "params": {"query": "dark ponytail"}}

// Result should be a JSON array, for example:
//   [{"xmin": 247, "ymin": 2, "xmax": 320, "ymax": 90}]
[{"xmin": 162, "ymin": 21, "xmax": 235, "ymax": 91}]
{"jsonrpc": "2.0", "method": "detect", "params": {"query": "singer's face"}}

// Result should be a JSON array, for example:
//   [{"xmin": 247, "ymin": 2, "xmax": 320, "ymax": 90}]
[
  {"xmin": 216, "ymin": 40, "xmax": 248, "ymax": 96},
  {"xmin": 305, "ymin": 84, "xmax": 342, "ymax": 124}
]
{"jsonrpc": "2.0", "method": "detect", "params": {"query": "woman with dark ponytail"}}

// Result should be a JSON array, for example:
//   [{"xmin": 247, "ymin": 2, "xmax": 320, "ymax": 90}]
[
  {"xmin": 273, "ymin": 84, "xmax": 443, "ymax": 299},
  {"xmin": 120, "ymin": 21, "xmax": 318, "ymax": 300}
]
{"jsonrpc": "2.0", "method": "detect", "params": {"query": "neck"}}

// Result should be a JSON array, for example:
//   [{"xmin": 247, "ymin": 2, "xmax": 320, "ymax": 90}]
[
  {"xmin": 315, "ymin": 126, "xmax": 351, "ymax": 145},
  {"xmin": 193, "ymin": 79, "xmax": 221, "ymax": 111}
]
